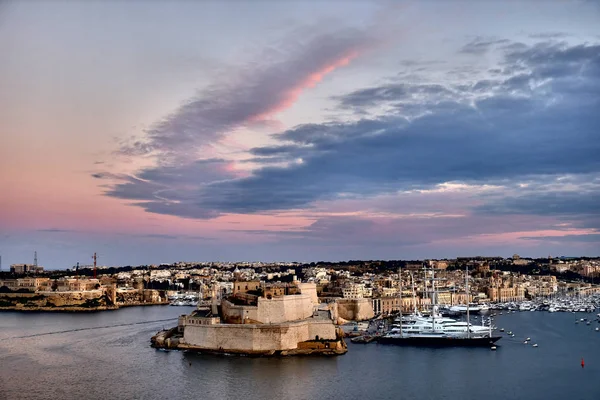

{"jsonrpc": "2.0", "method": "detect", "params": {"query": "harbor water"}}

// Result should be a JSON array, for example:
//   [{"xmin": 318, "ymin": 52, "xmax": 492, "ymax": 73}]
[{"xmin": 1, "ymin": 306, "xmax": 599, "ymax": 400}]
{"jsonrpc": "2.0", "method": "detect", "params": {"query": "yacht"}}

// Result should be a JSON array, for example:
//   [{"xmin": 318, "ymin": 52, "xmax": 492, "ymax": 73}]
[
  {"xmin": 380, "ymin": 308, "xmax": 500, "ymax": 346},
  {"xmin": 379, "ymin": 267, "xmax": 500, "ymax": 347},
  {"xmin": 449, "ymin": 304, "xmax": 483, "ymax": 314}
]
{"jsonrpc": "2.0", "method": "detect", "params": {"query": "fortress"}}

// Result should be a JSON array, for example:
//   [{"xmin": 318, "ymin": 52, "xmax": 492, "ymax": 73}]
[{"xmin": 152, "ymin": 280, "xmax": 347, "ymax": 356}]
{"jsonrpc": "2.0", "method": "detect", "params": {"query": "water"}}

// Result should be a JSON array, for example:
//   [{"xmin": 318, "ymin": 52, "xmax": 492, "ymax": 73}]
[{"xmin": 1, "ymin": 307, "xmax": 599, "ymax": 400}]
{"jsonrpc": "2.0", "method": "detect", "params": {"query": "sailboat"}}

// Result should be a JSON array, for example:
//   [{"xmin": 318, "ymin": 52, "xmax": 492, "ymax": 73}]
[{"xmin": 378, "ymin": 266, "xmax": 501, "ymax": 347}]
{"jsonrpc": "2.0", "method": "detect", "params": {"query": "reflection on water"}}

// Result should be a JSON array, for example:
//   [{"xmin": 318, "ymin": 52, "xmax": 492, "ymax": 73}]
[{"xmin": 1, "ymin": 307, "xmax": 599, "ymax": 400}]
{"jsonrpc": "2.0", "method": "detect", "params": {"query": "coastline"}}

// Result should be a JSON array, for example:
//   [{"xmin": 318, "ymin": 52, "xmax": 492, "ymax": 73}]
[{"xmin": 0, "ymin": 301, "xmax": 169, "ymax": 313}]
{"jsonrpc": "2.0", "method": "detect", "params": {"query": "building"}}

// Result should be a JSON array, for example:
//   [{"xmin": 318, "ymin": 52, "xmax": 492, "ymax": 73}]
[
  {"xmin": 171, "ymin": 281, "xmax": 345, "ymax": 355},
  {"xmin": 372, "ymin": 295, "xmax": 431, "ymax": 315},
  {"xmin": 342, "ymin": 283, "xmax": 371, "ymax": 299},
  {"xmin": 487, "ymin": 275, "xmax": 526, "ymax": 302},
  {"xmin": 9, "ymin": 264, "xmax": 44, "ymax": 275}
]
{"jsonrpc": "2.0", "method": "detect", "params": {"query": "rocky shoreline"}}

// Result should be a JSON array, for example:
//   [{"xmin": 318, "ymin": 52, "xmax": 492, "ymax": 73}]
[{"xmin": 0, "ymin": 301, "xmax": 169, "ymax": 313}]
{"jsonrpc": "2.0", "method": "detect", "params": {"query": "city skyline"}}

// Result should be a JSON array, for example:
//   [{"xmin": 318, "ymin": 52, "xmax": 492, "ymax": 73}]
[{"xmin": 1, "ymin": 1, "xmax": 599, "ymax": 268}]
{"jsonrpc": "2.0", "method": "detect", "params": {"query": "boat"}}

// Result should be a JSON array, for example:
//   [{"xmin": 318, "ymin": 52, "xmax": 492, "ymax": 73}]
[
  {"xmin": 449, "ymin": 304, "xmax": 483, "ymax": 314},
  {"xmin": 350, "ymin": 335, "xmax": 376, "ymax": 344},
  {"xmin": 379, "ymin": 267, "xmax": 501, "ymax": 347}
]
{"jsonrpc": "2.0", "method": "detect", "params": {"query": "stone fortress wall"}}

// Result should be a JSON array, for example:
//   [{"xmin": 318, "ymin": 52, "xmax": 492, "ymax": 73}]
[
  {"xmin": 335, "ymin": 298, "xmax": 375, "ymax": 322},
  {"xmin": 180, "ymin": 281, "xmax": 341, "ymax": 353},
  {"xmin": 221, "ymin": 294, "xmax": 314, "ymax": 324},
  {"xmin": 181, "ymin": 319, "xmax": 336, "ymax": 352}
]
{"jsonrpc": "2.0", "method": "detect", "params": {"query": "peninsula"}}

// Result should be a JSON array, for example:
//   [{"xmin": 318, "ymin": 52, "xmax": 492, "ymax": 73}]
[{"xmin": 152, "ymin": 280, "xmax": 347, "ymax": 356}]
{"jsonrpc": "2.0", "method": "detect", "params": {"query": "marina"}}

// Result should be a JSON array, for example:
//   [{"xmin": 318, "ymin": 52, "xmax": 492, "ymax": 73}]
[{"xmin": 1, "ymin": 305, "xmax": 599, "ymax": 400}]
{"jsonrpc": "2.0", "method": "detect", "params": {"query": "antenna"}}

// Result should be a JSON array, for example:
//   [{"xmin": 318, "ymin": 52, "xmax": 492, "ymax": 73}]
[{"xmin": 92, "ymin": 253, "xmax": 98, "ymax": 280}]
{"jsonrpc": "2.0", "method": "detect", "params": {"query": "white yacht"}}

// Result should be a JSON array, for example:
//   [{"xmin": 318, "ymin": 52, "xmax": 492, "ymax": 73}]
[
  {"xmin": 388, "ymin": 308, "xmax": 495, "ymax": 339},
  {"xmin": 379, "ymin": 267, "xmax": 500, "ymax": 347},
  {"xmin": 449, "ymin": 304, "xmax": 483, "ymax": 314}
]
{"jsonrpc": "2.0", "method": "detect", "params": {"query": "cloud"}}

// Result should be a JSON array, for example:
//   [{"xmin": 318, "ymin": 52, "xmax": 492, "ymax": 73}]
[
  {"xmin": 528, "ymin": 32, "xmax": 569, "ymax": 39},
  {"xmin": 37, "ymin": 228, "xmax": 77, "ymax": 233},
  {"xmin": 232, "ymin": 212, "xmax": 563, "ymax": 249},
  {"xmin": 116, "ymin": 27, "xmax": 372, "ymax": 163},
  {"xmin": 459, "ymin": 37, "xmax": 511, "ymax": 54},
  {"xmin": 131, "ymin": 233, "xmax": 215, "ymax": 241},
  {"xmin": 95, "ymin": 159, "xmax": 235, "ymax": 219},
  {"xmin": 195, "ymin": 40, "xmax": 599, "ymax": 214},
  {"xmin": 100, "ymin": 38, "xmax": 600, "ymax": 229},
  {"xmin": 138, "ymin": 233, "xmax": 179, "ymax": 240},
  {"xmin": 335, "ymin": 83, "xmax": 454, "ymax": 110},
  {"xmin": 474, "ymin": 176, "xmax": 600, "ymax": 231},
  {"xmin": 520, "ymin": 234, "xmax": 600, "ymax": 243}
]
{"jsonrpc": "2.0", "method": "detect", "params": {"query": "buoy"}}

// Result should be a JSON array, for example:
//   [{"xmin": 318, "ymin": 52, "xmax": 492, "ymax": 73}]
[{"xmin": 581, "ymin": 358, "xmax": 585, "ymax": 368}]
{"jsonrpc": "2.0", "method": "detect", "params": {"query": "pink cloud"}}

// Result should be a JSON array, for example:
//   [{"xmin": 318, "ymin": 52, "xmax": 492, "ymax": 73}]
[{"xmin": 248, "ymin": 50, "xmax": 360, "ymax": 122}]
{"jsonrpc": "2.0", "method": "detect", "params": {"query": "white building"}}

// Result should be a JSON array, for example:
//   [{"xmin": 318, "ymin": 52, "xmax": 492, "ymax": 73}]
[{"xmin": 342, "ymin": 283, "xmax": 372, "ymax": 299}]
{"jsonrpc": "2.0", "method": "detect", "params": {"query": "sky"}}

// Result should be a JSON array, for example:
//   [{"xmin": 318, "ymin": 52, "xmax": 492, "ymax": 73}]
[{"xmin": 1, "ymin": 0, "xmax": 599, "ymax": 269}]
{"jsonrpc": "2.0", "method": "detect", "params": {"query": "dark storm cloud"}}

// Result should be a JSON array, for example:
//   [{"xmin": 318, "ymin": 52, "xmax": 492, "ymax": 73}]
[{"xmin": 101, "ymin": 40, "xmax": 600, "ymax": 221}]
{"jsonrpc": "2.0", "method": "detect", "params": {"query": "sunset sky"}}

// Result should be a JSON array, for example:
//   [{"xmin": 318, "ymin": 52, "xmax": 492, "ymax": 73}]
[{"xmin": 1, "ymin": 1, "xmax": 599, "ymax": 268}]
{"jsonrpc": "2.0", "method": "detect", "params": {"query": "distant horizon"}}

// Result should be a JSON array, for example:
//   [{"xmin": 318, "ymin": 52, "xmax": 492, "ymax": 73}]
[
  {"xmin": 2, "ymin": 253, "xmax": 599, "ymax": 271},
  {"xmin": 2, "ymin": 1, "xmax": 599, "ymax": 269}
]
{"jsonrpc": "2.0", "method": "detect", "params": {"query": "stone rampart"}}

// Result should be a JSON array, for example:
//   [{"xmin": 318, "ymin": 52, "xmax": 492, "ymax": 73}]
[
  {"xmin": 222, "ymin": 294, "xmax": 314, "ymax": 324},
  {"xmin": 256, "ymin": 294, "xmax": 313, "ymax": 323},
  {"xmin": 182, "ymin": 319, "xmax": 336, "ymax": 352},
  {"xmin": 297, "ymin": 282, "xmax": 319, "ymax": 305},
  {"xmin": 336, "ymin": 298, "xmax": 374, "ymax": 321},
  {"xmin": 221, "ymin": 299, "xmax": 259, "ymax": 323}
]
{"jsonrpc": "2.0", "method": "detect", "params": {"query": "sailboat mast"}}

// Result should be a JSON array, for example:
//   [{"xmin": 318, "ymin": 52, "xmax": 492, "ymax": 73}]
[
  {"xmin": 432, "ymin": 267, "xmax": 436, "ymax": 331},
  {"xmin": 398, "ymin": 267, "xmax": 402, "ymax": 335},
  {"xmin": 466, "ymin": 265, "xmax": 471, "ymax": 339},
  {"xmin": 411, "ymin": 272, "xmax": 417, "ymax": 315}
]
